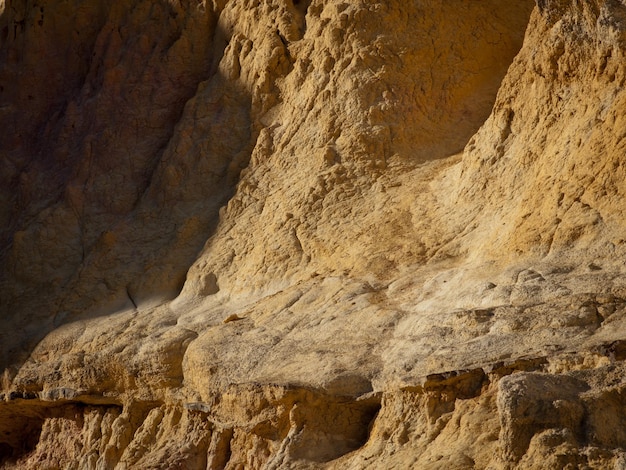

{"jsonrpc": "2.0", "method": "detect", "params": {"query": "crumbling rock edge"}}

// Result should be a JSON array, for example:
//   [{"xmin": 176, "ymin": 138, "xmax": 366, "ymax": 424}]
[{"xmin": 3, "ymin": 346, "xmax": 626, "ymax": 469}]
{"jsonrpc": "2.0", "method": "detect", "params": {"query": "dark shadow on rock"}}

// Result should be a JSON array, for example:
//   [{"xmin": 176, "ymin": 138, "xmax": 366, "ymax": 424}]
[{"xmin": 0, "ymin": 0, "xmax": 254, "ymax": 379}]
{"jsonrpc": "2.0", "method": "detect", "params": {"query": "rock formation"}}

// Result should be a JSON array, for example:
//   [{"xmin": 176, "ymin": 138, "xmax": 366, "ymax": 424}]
[{"xmin": 2, "ymin": 0, "xmax": 626, "ymax": 468}]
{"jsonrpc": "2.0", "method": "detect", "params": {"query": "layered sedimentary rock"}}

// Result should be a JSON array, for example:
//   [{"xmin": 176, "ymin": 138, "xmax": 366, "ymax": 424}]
[{"xmin": 3, "ymin": 0, "xmax": 626, "ymax": 468}]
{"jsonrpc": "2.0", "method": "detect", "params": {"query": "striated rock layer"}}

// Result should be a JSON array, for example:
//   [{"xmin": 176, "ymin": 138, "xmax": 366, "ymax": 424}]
[{"xmin": 3, "ymin": 0, "xmax": 626, "ymax": 468}]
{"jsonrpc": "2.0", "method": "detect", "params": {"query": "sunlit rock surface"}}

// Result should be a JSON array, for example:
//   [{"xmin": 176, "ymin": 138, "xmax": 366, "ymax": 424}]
[{"xmin": 3, "ymin": 1, "xmax": 626, "ymax": 468}]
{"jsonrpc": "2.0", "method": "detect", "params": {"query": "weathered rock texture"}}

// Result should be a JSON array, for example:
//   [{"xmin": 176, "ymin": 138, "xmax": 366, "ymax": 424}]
[{"xmin": 3, "ymin": 0, "xmax": 626, "ymax": 468}]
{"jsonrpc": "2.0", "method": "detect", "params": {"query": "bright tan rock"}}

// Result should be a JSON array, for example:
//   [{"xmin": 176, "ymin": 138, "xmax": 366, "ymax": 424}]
[{"xmin": 4, "ymin": 0, "xmax": 626, "ymax": 469}]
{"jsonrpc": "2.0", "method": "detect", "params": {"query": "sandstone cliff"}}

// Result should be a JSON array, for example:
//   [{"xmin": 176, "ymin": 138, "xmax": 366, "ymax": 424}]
[{"xmin": 3, "ymin": 0, "xmax": 626, "ymax": 468}]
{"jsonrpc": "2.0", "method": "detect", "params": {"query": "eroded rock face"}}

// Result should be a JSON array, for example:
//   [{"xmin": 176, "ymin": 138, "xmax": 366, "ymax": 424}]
[
  {"xmin": 455, "ymin": 0, "xmax": 626, "ymax": 263},
  {"xmin": 3, "ymin": 0, "xmax": 626, "ymax": 468}
]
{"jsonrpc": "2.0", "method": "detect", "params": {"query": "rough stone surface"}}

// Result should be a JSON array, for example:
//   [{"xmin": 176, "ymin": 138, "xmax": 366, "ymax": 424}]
[{"xmin": 3, "ymin": 0, "xmax": 626, "ymax": 468}]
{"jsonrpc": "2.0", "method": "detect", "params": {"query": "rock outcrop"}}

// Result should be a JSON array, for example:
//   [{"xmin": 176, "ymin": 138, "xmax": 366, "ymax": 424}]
[{"xmin": 3, "ymin": 0, "xmax": 626, "ymax": 468}]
